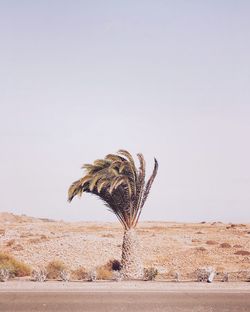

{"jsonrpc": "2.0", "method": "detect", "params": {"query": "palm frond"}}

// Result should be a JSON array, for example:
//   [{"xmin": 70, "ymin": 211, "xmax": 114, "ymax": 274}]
[
  {"xmin": 68, "ymin": 151, "xmax": 158, "ymax": 229},
  {"xmin": 134, "ymin": 158, "xmax": 159, "ymax": 226}
]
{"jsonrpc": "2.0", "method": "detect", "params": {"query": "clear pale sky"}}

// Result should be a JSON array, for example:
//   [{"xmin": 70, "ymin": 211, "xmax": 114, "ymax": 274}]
[{"xmin": 0, "ymin": 1, "xmax": 249, "ymax": 222}]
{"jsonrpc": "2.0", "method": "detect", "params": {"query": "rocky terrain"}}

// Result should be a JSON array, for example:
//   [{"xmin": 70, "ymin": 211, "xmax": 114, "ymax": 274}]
[{"xmin": 0, "ymin": 212, "xmax": 249, "ymax": 280}]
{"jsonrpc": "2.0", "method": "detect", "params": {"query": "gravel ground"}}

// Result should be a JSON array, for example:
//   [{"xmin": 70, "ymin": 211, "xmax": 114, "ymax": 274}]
[{"xmin": 0, "ymin": 213, "xmax": 250, "ymax": 281}]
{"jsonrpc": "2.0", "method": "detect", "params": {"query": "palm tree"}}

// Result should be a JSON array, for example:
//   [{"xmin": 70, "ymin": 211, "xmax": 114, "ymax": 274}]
[{"xmin": 68, "ymin": 150, "xmax": 158, "ymax": 280}]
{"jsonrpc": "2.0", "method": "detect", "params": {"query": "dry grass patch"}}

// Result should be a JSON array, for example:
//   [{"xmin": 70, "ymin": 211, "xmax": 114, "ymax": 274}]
[
  {"xmin": 96, "ymin": 259, "xmax": 121, "ymax": 280},
  {"xmin": 46, "ymin": 260, "xmax": 67, "ymax": 279},
  {"xmin": 96, "ymin": 267, "xmax": 113, "ymax": 280},
  {"xmin": 71, "ymin": 266, "xmax": 88, "ymax": 280},
  {"xmin": 0, "ymin": 252, "xmax": 31, "ymax": 277},
  {"xmin": 28, "ymin": 235, "xmax": 49, "ymax": 244}
]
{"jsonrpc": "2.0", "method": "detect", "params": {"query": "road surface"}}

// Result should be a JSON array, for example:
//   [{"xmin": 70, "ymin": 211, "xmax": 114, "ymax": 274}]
[{"xmin": 0, "ymin": 291, "xmax": 250, "ymax": 312}]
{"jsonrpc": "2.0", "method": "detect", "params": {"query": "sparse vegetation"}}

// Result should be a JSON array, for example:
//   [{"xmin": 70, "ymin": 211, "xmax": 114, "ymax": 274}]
[
  {"xmin": 71, "ymin": 266, "xmax": 88, "ymax": 280},
  {"xmin": 102, "ymin": 233, "xmax": 114, "ymax": 238},
  {"xmin": 0, "ymin": 252, "xmax": 31, "ymax": 277},
  {"xmin": 192, "ymin": 239, "xmax": 201, "ymax": 242},
  {"xmin": 143, "ymin": 267, "xmax": 158, "ymax": 281},
  {"xmin": 12, "ymin": 244, "xmax": 24, "ymax": 251},
  {"xmin": 206, "ymin": 240, "xmax": 218, "ymax": 245},
  {"xmin": 233, "ymin": 244, "xmax": 242, "ymax": 248},
  {"xmin": 234, "ymin": 250, "xmax": 250, "ymax": 256},
  {"xmin": 96, "ymin": 265, "xmax": 113, "ymax": 280},
  {"xmin": 105, "ymin": 259, "xmax": 122, "ymax": 271},
  {"xmin": 220, "ymin": 243, "xmax": 231, "ymax": 248},
  {"xmin": 46, "ymin": 260, "xmax": 67, "ymax": 279},
  {"xmin": 196, "ymin": 247, "xmax": 207, "ymax": 252},
  {"xmin": 6, "ymin": 239, "xmax": 16, "ymax": 247}
]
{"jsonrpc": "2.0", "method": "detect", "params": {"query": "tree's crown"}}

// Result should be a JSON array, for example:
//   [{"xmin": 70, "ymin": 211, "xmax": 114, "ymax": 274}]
[{"xmin": 68, "ymin": 150, "xmax": 158, "ymax": 229}]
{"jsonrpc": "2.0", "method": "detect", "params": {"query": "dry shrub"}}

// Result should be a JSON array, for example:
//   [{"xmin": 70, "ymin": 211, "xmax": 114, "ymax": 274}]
[
  {"xmin": 6, "ymin": 239, "xmax": 15, "ymax": 247},
  {"xmin": 206, "ymin": 240, "xmax": 218, "ymax": 245},
  {"xmin": 0, "ymin": 252, "xmax": 31, "ymax": 277},
  {"xmin": 220, "ymin": 243, "xmax": 231, "ymax": 248},
  {"xmin": 234, "ymin": 250, "xmax": 250, "ymax": 256},
  {"xmin": 71, "ymin": 267, "xmax": 88, "ymax": 280},
  {"xmin": 102, "ymin": 233, "xmax": 114, "ymax": 238},
  {"xmin": 28, "ymin": 238, "xmax": 40, "ymax": 244},
  {"xmin": 192, "ymin": 239, "xmax": 201, "ymax": 243},
  {"xmin": 233, "ymin": 244, "xmax": 242, "ymax": 248},
  {"xmin": 0, "ymin": 229, "xmax": 5, "ymax": 236},
  {"xmin": 195, "ymin": 247, "xmax": 207, "ymax": 252},
  {"xmin": 104, "ymin": 259, "xmax": 121, "ymax": 271},
  {"xmin": 196, "ymin": 232, "xmax": 204, "ymax": 234},
  {"xmin": 95, "ymin": 259, "xmax": 121, "ymax": 280},
  {"xmin": 144, "ymin": 267, "xmax": 158, "ymax": 281},
  {"xmin": 96, "ymin": 266, "xmax": 113, "ymax": 280},
  {"xmin": 46, "ymin": 260, "xmax": 67, "ymax": 279},
  {"xmin": 12, "ymin": 244, "xmax": 24, "ymax": 251}
]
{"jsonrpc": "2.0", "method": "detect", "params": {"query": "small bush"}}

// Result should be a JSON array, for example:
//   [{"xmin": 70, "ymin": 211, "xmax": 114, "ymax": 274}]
[
  {"xmin": 233, "ymin": 244, "xmax": 242, "ymax": 248},
  {"xmin": 29, "ymin": 238, "xmax": 42, "ymax": 244},
  {"xmin": 102, "ymin": 233, "xmax": 114, "ymax": 238},
  {"xmin": 105, "ymin": 259, "xmax": 121, "ymax": 271},
  {"xmin": 46, "ymin": 260, "xmax": 67, "ymax": 279},
  {"xmin": 144, "ymin": 267, "xmax": 158, "ymax": 281},
  {"xmin": 234, "ymin": 250, "xmax": 250, "ymax": 256},
  {"xmin": 71, "ymin": 266, "xmax": 88, "ymax": 280},
  {"xmin": 196, "ymin": 247, "xmax": 207, "ymax": 252},
  {"xmin": 220, "ymin": 243, "xmax": 231, "ymax": 248},
  {"xmin": 96, "ymin": 266, "xmax": 113, "ymax": 280},
  {"xmin": 0, "ymin": 252, "xmax": 31, "ymax": 277},
  {"xmin": 206, "ymin": 240, "xmax": 218, "ymax": 245},
  {"xmin": 6, "ymin": 239, "xmax": 15, "ymax": 247},
  {"xmin": 12, "ymin": 244, "xmax": 24, "ymax": 251}
]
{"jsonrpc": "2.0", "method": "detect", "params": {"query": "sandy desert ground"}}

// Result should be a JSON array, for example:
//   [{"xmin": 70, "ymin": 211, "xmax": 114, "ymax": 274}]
[{"xmin": 0, "ymin": 212, "xmax": 249, "ymax": 281}]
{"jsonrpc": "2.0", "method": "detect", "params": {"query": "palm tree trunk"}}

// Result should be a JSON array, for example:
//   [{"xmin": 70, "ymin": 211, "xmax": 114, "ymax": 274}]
[{"xmin": 121, "ymin": 228, "xmax": 144, "ymax": 280}]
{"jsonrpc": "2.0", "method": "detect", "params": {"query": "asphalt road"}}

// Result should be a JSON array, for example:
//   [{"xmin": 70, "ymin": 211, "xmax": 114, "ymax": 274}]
[{"xmin": 0, "ymin": 291, "xmax": 250, "ymax": 312}]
